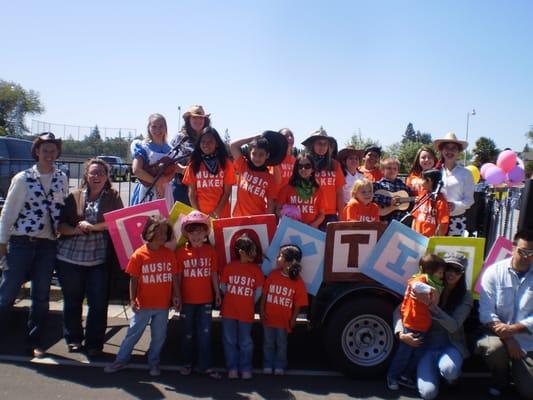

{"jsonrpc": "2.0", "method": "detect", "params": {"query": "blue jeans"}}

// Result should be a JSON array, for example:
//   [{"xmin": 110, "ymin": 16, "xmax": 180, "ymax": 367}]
[
  {"xmin": 417, "ymin": 344, "xmax": 464, "ymax": 400},
  {"xmin": 388, "ymin": 328, "xmax": 425, "ymax": 380},
  {"xmin": 181, "ymin": 303, "xmax": 213, "ymax": 371},
  {"xmin": 263, "ymin": 326, "xmax": 288, "ymax": 370},
  {"xmin": 116, "ymin": 308, "xmax": 168, "ymax": 366},
  {"xmin": 172, "ymin": 179, "xmax": 190, "ymax": 206},
  {"xmin": 222, "ymin": 318, "xmax": 253, "ymax": 372},
  {"xmin": 0, "ymin": 236, "xmax": 57, "ymax": 347},
  {"xmin": 56, "ymin": 260, "xmax": 109, "ymax": 350}
]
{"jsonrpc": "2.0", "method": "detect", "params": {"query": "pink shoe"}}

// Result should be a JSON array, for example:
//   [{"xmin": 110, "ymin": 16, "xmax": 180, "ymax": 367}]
[
  {"xmin": 227, "ymin": 369, "xmax": 239, "ymax": 379},
  {"xmin": 241, "ymin": 371, "xmax": 253, "ymax": 380}
]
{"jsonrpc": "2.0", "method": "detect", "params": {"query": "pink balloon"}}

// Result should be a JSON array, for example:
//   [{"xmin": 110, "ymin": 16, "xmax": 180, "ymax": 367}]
[
  {"xmin": 496, "ymin": 150, "xmax": 517, "ymax": 173},
  {"xmin": 507, "ymin": 165, "xmax": 525, "ymax": 184},
  {"xmin": 485, "ymin": 166, "xmax": 506, "ymax": 185},
  {"xmin": 480, "ymin": 163, "xmax": 496, "ymax": 178}
]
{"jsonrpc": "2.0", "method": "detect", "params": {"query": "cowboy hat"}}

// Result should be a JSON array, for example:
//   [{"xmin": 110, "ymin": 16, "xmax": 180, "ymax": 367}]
[
  {"xmin": 434, "ymin": 132, "xmax": 468, "ymax": 151},
  {"xmin": 337, "ymin": 145, "xmax": 364, "ymax": 165},
  {"xmin": 183, "ymin": 105, "xmax": 211, "ymax": 119},
  {"xmin": 241, "ymin": 130, "xmax": 289, "ymax": 166},
  {"xmin": 301, "ymin": 127, "xmax": 337, "ymax": 150},
  {"xmin": 181, "ymin": 210, "xmax": 211, "ymax": 237},
  {"xmin": 31, "ymin": 132, "xmax": 62, "ymax": 160}
]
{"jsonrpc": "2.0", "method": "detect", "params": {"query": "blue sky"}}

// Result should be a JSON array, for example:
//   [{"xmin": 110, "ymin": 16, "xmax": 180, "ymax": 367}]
[{"xmin": 3, "ymin": 1, "xmax": 532, "ymax": 152}]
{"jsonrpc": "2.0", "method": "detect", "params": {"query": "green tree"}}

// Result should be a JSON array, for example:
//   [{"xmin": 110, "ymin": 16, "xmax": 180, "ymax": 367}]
[
  {"xmin": 526, "ymin": 128, "xmax": 533, "ymax": 144},
  {"xmin": 472, "ymin": 137, "xmax": 499, "ymax": 167},
  {"xmin": 402, "ymin": 123, "xmax": 417, "ymax": 143},
  {"xmin": 0, "ymin": 80, "xmax": 44, "ymax": 136},
  {"xmin": 386, "ymin": 141, "xmax": 422, "ymax": 173},
  {"xmin": 348, "ymin": 131, "xmax": 380, "ymax": 150}
]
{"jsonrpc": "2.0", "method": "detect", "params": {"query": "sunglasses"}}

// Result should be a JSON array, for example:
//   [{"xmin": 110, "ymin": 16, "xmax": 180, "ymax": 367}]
[
  {"xmin": 447, "ymin": 267, "xmax": 464, "ymax": 275},
  {"xmin": 517, "ymin": 247, "xmax": 533, "ymax": 257},
  {"xmin": 298, "ymin": 163, "xmax": 313, "ymax": 170},
  {"xmin": 39, "ymin": 132, "xmax": 56, "ymax": 140}
]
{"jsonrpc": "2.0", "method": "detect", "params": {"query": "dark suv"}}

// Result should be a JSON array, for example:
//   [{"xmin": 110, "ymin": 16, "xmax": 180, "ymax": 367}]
[{"xmin": 0, "ymin": 136, "xmax": 69, "ymax": 199}]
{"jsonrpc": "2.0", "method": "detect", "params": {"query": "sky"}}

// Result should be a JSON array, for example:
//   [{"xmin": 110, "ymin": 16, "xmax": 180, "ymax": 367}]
[{"xmin": 2, "ymin": 0, "xmax": 532, "ymax": 152}]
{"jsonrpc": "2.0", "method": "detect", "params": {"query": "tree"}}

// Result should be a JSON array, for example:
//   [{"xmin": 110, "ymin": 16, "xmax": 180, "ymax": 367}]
[
  {"xmin": 471, "ymin": 137, "xmax": 499, "ymax": 167},
  {"xmin": 86, "ymin": 125, "xmax": 103, "ymax": 155},
  {"xmin": 0, "ymin": 80, "xmax": 44, "ymax": 136},
  {"xmin": 526, "ymin": 128, "xmax": 533, "ymax": 144},
  {"xmin": 386, "ymin": 141, "xmax": 422, "ymax": 173},
  {"xmin": 348, "ymin": 131, "xmax": 380, "ymax": 150},
  {"xmin": 402, "ymin": 123, "xmax": 416, "ymax": 144}
]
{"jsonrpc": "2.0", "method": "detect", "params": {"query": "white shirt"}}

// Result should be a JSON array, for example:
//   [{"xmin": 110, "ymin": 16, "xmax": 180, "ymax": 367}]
[
  {"xmin": 441, "ymin": 164, "xmax": 475, "ymax": 217},
  {"xmin": 479, "ymin": 257, "xmax": 533, "ymax": 352},
  {"xmin": 342, "ymin": 170, "xmax": 365, "ymax": 204}
]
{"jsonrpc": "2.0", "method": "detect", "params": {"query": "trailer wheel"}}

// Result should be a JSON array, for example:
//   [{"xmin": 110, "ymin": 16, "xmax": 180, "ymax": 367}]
[{"xmin": 325, "ymin": 297, "xmax": 395, "ymax": 376}]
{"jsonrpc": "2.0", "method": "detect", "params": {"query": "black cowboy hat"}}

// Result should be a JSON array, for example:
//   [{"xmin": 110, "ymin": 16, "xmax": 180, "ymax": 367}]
[
  {"xmin": 31, "ymin": 132, "xmax": 62, "ymax": 160},
  {"xmin": 241, "ymin": 130, "xmax": 289, "ymax": 166}
]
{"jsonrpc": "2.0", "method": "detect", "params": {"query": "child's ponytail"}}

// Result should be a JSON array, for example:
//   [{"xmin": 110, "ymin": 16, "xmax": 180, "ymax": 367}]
[{"xmin": 280, "ymin": 244, "xmax": 303, "ymax": 280}]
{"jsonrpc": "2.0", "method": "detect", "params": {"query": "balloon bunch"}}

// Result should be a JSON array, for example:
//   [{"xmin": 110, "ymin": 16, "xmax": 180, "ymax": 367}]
[{"xmin": 478, "ymin": 150, "xmax": 525, "ymax": 186}]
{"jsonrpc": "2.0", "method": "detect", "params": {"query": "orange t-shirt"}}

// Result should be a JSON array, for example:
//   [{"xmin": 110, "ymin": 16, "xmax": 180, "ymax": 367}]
[
  {"xmin": 412, "ymin": 191, "xmax": 449, "ymax": 237},
  {"xmin": 182, "ymin": 160, "xmax": 236, "ymax": 218},
  {"xmin": 341, "ymin": 199, "xmax": 380, "ymax": 222},
  {"xmin": 233, "ymin": 156, "xmax": 275, "ymax": 217},
  {"xmin": 126, "ymin": 244, "xmax": 178, "ymax": 309},
  {"xmin": 401, "ymin": 275, "xmax": 433, "ymax": 332},
  {"xmin": 220, "ymin": 261, "xmax": 265, "ymax": 323},
  {"xmin": 262, "ymin": 269, "xmax": 308, "ymax": 332},
  {"xmin": 314, "ymin": 160, "xmax": 345, "ymax": 215},
  {"xmin": 406, "ymin": 172, "xmax": 424, "ymax": 196},
  {"xmin": 176, "ymin": 243, "xmax": 218, "ymax": 304},
  {"xmin": 276, "ymin": 185, "xmax": 325, "ymax": 225},
  {"xmin": 360, "ymin": 167, "xmax": 383, "ymax": 183},
  {"xmin": 269, "ymin": 153, "xmax": 296, "ymax": 196}
]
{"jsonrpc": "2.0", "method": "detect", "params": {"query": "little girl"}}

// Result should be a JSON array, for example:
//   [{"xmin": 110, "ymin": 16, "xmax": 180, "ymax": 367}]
[
  {"xmin": 275, "ymin": 153, "xmax": 325, "ymax": 229},
  {"xmin": 104, "ymin": 216, "xmax": 180, "ymax": 377},
  {"xmin": 130, "ymin": 114, "xmax": 176, "ymax": 209},
  {"xmin": 182, "ymin": 127, "xmax": 236, "ymax": 218},
  {"xmin": 261, "ymin": 245, "xmax": 308, "ymax": 375},
  {"xmin": 175, "ymin": 210, "xmax": 221, "ymax": 379},
  {"xmin": 341, "ymin": 178, "xmax": 380, "ymax": 222},
  {"xmin": 220, "ymin": 234, "xmax": 265, "ymax": 379},
  {"xmin": 412, "ymin": 169, "xmax": 449, "ymax": 237}
]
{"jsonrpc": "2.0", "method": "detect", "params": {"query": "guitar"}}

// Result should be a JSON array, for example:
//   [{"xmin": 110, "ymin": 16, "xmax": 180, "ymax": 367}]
[{"xmin": 374, "ymin": 190, "xmax": 417, "ymax": 216}]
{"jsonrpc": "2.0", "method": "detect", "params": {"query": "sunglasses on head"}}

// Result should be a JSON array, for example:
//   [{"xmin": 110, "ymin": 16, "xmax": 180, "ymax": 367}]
[
  {"xmin": 517, "ymin": 247, "xmax": 533, "ymax": 257},
  {"xmin": 39, "ymin": 132, "xmax": 56, "ymax": 140},
  {"xmin": 298, "ymin": 163, "xmax": 312, "ymax": 170}
]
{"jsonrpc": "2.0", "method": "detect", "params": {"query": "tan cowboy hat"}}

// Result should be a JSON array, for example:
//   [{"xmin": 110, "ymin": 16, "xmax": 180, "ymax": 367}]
[
  {"xmin": 31, "ymin": 132, "xmax": 62, "ymax": 160},
  {"xmin": 183, "ymin": 105, "xmax": 211, "ymax": 119},
  {"xmin": 434, "ymin": 132, "xmax": 468, "ymax": 151},
  {"xmin": 301, "ymin": 127, "xmax": 337, "ymax": 149},
  {"xmin": 337, "ymin": 145, "xmax": 364, "ymax": 165}
]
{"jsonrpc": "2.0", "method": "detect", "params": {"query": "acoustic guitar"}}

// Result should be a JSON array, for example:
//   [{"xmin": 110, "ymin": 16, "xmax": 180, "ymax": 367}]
[{"xmin": 374, "ymin": 190, "xmax": 417, "ymax": 216}]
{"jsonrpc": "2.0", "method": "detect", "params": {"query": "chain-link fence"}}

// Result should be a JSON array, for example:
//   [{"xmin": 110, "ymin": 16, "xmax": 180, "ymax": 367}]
[{"xmin": 31, "ymin": 120, "xmax": 138, "ymax": 141}]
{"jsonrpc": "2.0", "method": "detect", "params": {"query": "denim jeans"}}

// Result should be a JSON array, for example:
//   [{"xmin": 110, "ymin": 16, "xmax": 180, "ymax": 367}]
[
  {"xmin": 388, "ymin": 328, "xmax": 425, "ymax": 380},
  {"xmin": 417, "ymin": 344, "xmax": 463, "ymax": 400},
  {"xmin": 222, "ymin": 318, "xmax": 253, "ymax": 372},
  {"xmin": 172, "ymin": 179, "xmax": 190, "ymax": 206},
  {"xmin": 263, "ymin": 326, "xmax": 288, "ymax": 370},
  {"xmin": 0, "ymin": 236, "xmax": 57, "ymax": 347},
  {"xmin": 116, "ymin": 308, "xmax": 168, "ymax": 366},
  {"xmin": 56, "ymin": 260, "xmax": 109, "ymax": 350},
  {"xmin": 181, "ymin": 303, "xmax": 213, "ymax": 371}
]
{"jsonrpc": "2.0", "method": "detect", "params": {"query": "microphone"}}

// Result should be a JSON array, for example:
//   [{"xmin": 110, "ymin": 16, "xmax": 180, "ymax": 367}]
[{"xmin": 431, "ymin": 180, "xmax": 444, "ymax": 200}]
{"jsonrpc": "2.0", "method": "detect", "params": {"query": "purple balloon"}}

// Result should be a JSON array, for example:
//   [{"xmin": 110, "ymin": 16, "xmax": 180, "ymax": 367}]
[
  {"xmin": 485, "ymin": 166, "xmax": 506, "ymax": 185},
  {"xmin": 507, "ymin": 165, "xmax": 525, "ymax": 184},
  {"xmin": 480, "ymin": 163, "xmax": 496, "ymax": 178}
]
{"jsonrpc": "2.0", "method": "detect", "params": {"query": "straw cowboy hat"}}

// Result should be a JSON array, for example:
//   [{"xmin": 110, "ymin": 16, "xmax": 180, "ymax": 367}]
[
  {"xmin": 301, "ymin": 127, "xmax": 338, "ymax": 150},
  {"xmin": 183, "ymin": 105, "xmax": 211, "ymax": 119},
  {"xmin": 434, "ymin": 132, "xmax": 468, "ymax": 151},
  {"xmin": 337, "ymin": 145, "xmax": 364, "ymax": 165},
  {"xmin": 31, "ymin": 132, "xmax": 62, "ymax": 160}
]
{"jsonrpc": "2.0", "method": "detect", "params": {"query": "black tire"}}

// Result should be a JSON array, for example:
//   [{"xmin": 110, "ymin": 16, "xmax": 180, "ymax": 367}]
[{"xmin": 325, "ymin": 297, "xmax": 395, "ymax": 377}]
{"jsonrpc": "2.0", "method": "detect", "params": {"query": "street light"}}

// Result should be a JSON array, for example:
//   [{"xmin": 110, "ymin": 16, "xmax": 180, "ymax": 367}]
[
  {"xmin": 177, "ymin": 106, "xmax": 182, "ymax": 131},
  {"xmin": 465, "ymin": 108, "xmax": 476, "ymax": 164}
]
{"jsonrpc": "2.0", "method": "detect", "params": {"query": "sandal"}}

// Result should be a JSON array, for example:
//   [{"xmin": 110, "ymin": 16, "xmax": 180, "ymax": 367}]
[
  {"xmin": 203, "ymin": 369, "xmax": 222, "ymax": 380},
  {"xmin": 179, "ymin": 365, "xmax": 192, "ymax": 376}
]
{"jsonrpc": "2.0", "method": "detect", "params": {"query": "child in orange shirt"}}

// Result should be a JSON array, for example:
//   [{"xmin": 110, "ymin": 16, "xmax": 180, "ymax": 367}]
[
  {"xmin": 261, "ymin": 245, "xmax": 308, "ymax": 375},
  {"xmin": 175, "ymin": 211, "xmax": 221, "ymax": 379},
  {"xmin": 341, "ymin": 178, "xmax": 380, "ymax": 222},
  {"xmin": 387, "ymin": 254, "xmax": 446, "ymax": 390},
  {"xmin": 412, "ymin": 169, "xmax": 449, "ymax": 237},
  {"xmin": 359, "ymin": 146, "xmax": 383, "ymax": 182},
  {"xmin": 220, "ymin": 234, "xmax": 265, "ymax": 379},
  {"xmin": 230, "ymin": 135, "xmax": 277, "ymax": 217},
  {"xmin": 105, "ymin": 216, "xmax": 180, "ymax": 377},
  {"xmin": 275, "ymin": 153, "xmax": 325, "ymax": 228},
  {"xmin": 182, "ymin": 127, "xmax": 236, "ymax": 218},
  {"xmin": 406, "ymin": 146, "xmax": 437, "ymax": 196}
]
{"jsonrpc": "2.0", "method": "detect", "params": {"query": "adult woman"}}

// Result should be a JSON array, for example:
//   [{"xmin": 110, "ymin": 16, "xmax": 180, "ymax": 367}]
[
  {"xmin": 301, "ymin": 128, "xmax": 345, "ymax": 231},
  {"xmin": 0, "ymin": 132, "xmax": 68, "ymax": 357},
  {"xmin": 406, "ymin": 146, "xmax": 437, "ymax": 196},
  {"xmin": 336, "ymin": 145, "xmax": 364, "ymax": 204},
  {"xmin": 169, "ymin": 105, "xmax": 211, "ymax": 205},
  {"xmin": 56, "ymin": 158, "xmax": 124, "ymax": 356},
  {"xmin": 434, "ymin": 133, "xmax": 474, "ymax": 236},
  {"xmin": 130, "ymin": 113, "xmax": 175, "ymax": 209},
  {"xmin": 394, "ymin": 253, "xmax": 473, "ymax": 399}
]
